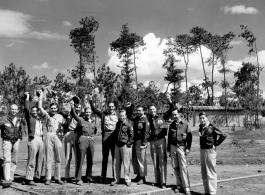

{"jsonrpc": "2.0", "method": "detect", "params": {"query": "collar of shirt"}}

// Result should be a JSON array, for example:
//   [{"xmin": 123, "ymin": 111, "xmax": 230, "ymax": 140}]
[{"xmin": 202, "ymin": 121, "xmax": 210, "ymax": 129}]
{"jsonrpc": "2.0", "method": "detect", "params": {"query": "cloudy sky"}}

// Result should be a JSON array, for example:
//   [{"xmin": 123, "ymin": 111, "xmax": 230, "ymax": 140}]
[{"xmin": 0, "ymin": 0, "xmax": 265, "ymax": 97}]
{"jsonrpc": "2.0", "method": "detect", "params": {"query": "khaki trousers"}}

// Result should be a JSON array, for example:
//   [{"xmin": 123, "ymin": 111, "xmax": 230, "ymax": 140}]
[
  {"xmin": 132, "ymin": 140, "xmax": 147, "ymax": 177},
  {"xmin": 45, "ymin": 133, "xmax": 62, "ymax": 180},
  {"xmin": 26, "ymin": 136, "xmax": 44, "ymax": 180},
  {"xmin": 75, "ymin": 136, "xmax": 94, "ymax": 181},
  {"xmin": 64, "ymin": 131, "xmax": 77, "ymax": 179},
  {"xmin": 113, "ymin": 145, "xmax": 132, "ymax": 183},
  {"xmin": 170, "ymin": 145, "xmax": 190, "ymax": 191},
  {"xmin": 2, "ymin": 139, "xmax": 20, "ymax": 181},
  {"xmin": 200, "ymin": 149, "xmax": 217, "ymax": 195},
  {"xmin": 150, "ymin": 138, "xmax": 167, "ymax": 184}
]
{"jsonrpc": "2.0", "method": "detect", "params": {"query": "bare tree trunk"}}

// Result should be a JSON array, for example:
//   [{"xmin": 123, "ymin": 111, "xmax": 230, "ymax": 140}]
[
  {"xmin": 185, "ymin": 68, "xmax": 189, "ymax": 122},
  {"xmin": 211, "ymin": 54, "xmax": 215, "ymax": 106},
  {"xmin": 133, "ymin": 48, "xmax": 139, "ymax": 102},
  {"xmin": 255, "ymin": 42, "xmax": 260, "ymax": 128},
  {"xmin": 199, "ymin": 45, "xmax": 210, "ymax": 105}
]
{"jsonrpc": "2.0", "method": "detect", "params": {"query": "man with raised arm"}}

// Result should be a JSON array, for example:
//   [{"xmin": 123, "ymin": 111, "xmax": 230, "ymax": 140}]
[
  {"xmin": 89, "ymin": 94, "xmax": 118, "ymax": 184},
  {"xmin": 0, "ymin": 104, "xmax": 23, "ymax": 187},
  {"xmin": 199, "ymin": 112, "xmax": 227, "ymax": 195},
  {"xmin": 38, "ymin": 90, "xmax": 64, "ymax": 185},
  {"xmin": 147, "ymin": 94, "xmax": 175, "ymax": 188},
  {"xmin": 167, "ymin": 109, "xmax": 192, "ymax": 195},
  {"xmin": 63, "ymin": 100, "xmax": 80, "ymax": 183},
  {"xmin": 24, "ymin": 92, "xmax": 44, "ymax": 186},
  {"xmin": 111, "ymin": 110, "xmax": 134, "ymax": 187},
  {"xmin": 70, "ymin": 103, "xmax": 97, "ymax": 185},
  {"xmin": 126, "ymin": 104, "xmax": 150, "ymax": 185}
]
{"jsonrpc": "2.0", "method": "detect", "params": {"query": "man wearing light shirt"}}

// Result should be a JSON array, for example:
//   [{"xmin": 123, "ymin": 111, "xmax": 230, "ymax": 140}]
[
  {"xmin": 38, "ymin": 90, "xmax": 65, "ymax": 185},
  {"xmin": 23, "ymin": 92, "xmax": 44, "ymax": 186},
  {"xmin": 89, "ymin": 94, "xmax": 118, "ymax": 184}
]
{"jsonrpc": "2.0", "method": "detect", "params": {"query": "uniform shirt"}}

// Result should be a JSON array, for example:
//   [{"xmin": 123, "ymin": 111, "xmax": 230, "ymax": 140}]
[
  {"xmin": 104, "ymin": 113, "xmax": 118, "ymax": 131},
  {"xmin": 71, "ymin": 108, "xmax": 96, "ymax": 136},
  {"xmin": 167, "ymin": 120, "xmax": 192, "ymax": 151},
  {"xmin": 40, "ymin": 109, "xmax": 64, "ymax": 134}
]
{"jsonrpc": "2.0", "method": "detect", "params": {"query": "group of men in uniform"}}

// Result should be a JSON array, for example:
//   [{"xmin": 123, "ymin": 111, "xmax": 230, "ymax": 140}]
[{"xmin": 0, "ymin": 88, "xmax": 227, "ymax": 195}]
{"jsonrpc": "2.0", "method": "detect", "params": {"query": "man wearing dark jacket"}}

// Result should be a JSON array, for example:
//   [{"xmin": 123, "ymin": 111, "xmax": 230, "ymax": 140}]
[
  {"xmin": 167, "ymin": 109, "xmax": 192, "ymax": 195},
  {"xmin": 148, "ymin": 106, "xmax": 168, "ymax": 188},
  {"xmin": 148, "ymin": 94, "xmax": 175, "ymax": 188},
  {"xmin": 199, "ymin": 112, "xmax": 227, "ymax": 195},
  {"xmin": 89, "ymin": 94, "xmax": 118, "ymax": 183},
  {"xmin": 126, "ymin": 104, "xmax": 150, "ymax": 185},
  {"xmin": 0, "ymin": 104, "xmax": 23, "ymax": 186},
  {"xmin": 70, "ymin": 105, "xmax": 97, "ymax": 185},
  {"xmin": 111, "ymin": 110, "xmax": 134, "ymax": 187},
  {"xmin": 24, "ymin": 92, "xmax": 44, "ymax": 185}
]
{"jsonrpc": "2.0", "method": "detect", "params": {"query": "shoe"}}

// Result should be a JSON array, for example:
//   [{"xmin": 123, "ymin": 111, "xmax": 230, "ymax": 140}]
[
  {"xmin": 185, "ymin": 191, "xmax": 191, "ymax": 195},
  {"xmin": 2, "ymin": 180, "xmax": 12, "ymax": 188},
  {"xmin": 160, "ymin": 183, "xmax": 166, "ymax": 189},
  {"xmin": 152, "ymin": 183, "xmax": 160, "ymax": 187},
  {"xmin": 76, "ymin": 180, "xmax": 83, "ymax": 185},
  {"xmin": 125, "ymin": 182, "xmax": 131, "ymax": 187},
  {"xmin": 137, "ymin": 177, "xmax": 146, "ymax": 185},
  {"xmin": 86, "ymin": 178, "xmax": 94, "ymax": 183},
  {"xmin": 100, "ymin": 177, "xmax": 107, "ymax": 184},
  {"xmin": 45, "ymin": 180, "xmax": 51, "ymax": 185},
  {"xmin": 110, "ymin": 181, "xmax": 117, "ymax": 186},
  {"xmin": 28, "ymin": 180, "xmax": 37, "ymax": 186},
  {"xmin": 34, "ymin": 177, "xmax": 44, "ymax": 183},
  {"xmin": 133, "ymin": 174, "xmax": 141, "ymax": 182},
  {"xmin": 55, "ymin": 180, "xmax": 64, "ymax": 185},
  {"xmin": 63, "ymin": 178, "xmax": 72, "ymax": 183}
]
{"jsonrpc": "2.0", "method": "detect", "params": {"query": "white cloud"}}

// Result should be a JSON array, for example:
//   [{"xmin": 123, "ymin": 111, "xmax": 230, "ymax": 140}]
[
  {"xmin": 230, "ymin": 40, "xmax": 243, "ymax": 45},
  {"xmin": 222, "ymin": 5, "xmax": 260, "ymax": 15},
  {"xmin": 32, "ymin": 62, "xmax": 50, "ymax": 70},
  {"xmin": 0, "ymin": 9, "xmax": 68, "ymax": 40},
  {"xmin": 53, "ymin": 68, "xmax": 59, "ymax": 73},
  {"xmin": 63, "ymin": 21, "xmax": 72, "ymax": 27},
  {"xmin": 214, "ymin": 91, "xmax": 222, "ymax": 97},
  {"xmin": 188, "ymin": 8, "xmax": 194, "ymax": 11},
  {"xmin": 5, "ymin": 42, "xmax": 14, "ymax": 47}
]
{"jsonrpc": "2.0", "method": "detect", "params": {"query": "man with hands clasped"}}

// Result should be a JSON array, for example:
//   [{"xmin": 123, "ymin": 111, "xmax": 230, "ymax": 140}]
[{"xmin": 167, "ymin": 109, "xmax": 192, "ymax": 195}]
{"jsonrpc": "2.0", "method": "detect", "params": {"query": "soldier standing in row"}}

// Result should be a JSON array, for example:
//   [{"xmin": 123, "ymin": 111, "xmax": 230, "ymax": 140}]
[
  {"xmin": 89, "ymin": 94, "xmax": 119, "ymax": 184},
  {"xmin": 24, "ymin": 92, "xmax": 44, "ymax": 185},
  {"xmin": 126, "ymin": 104, "xmax": 150, "ymax": 185},
  {"xmin": 167, "ymin": 109, "xmax": 192, "ymax": 195},
  {"xmin": 199, "ymin": 112, "xmax": 227, "ymax": 195}
]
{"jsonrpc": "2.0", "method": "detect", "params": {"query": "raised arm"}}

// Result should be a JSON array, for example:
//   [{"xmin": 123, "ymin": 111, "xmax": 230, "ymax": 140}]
[
  {"xmin": 24, "ymin": 92, "xmax": 30, "ymax": 122},
  {"xmin": 163, "ymin": 94, "xmax": 175, "ymax": 121},
  {"xmin": 38, "ymin": 90, "xmax": 49, "ymax": 119},
  {"xmin": 70, "ymin": 104, "xmax": 82, "ymax": 125},
  {"xmin": 88, "ymin": 94, "xmax": 102, "ymax": 118},
  {"xmin": 125, "ymin": 102, "xmax": 134, "ymax": 121}
]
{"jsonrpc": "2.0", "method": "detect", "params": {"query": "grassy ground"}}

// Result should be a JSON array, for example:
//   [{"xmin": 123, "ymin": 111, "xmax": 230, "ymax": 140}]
[{"xmin": 1, "ymin": 126, "xmax": 265, "ymax": 194}]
